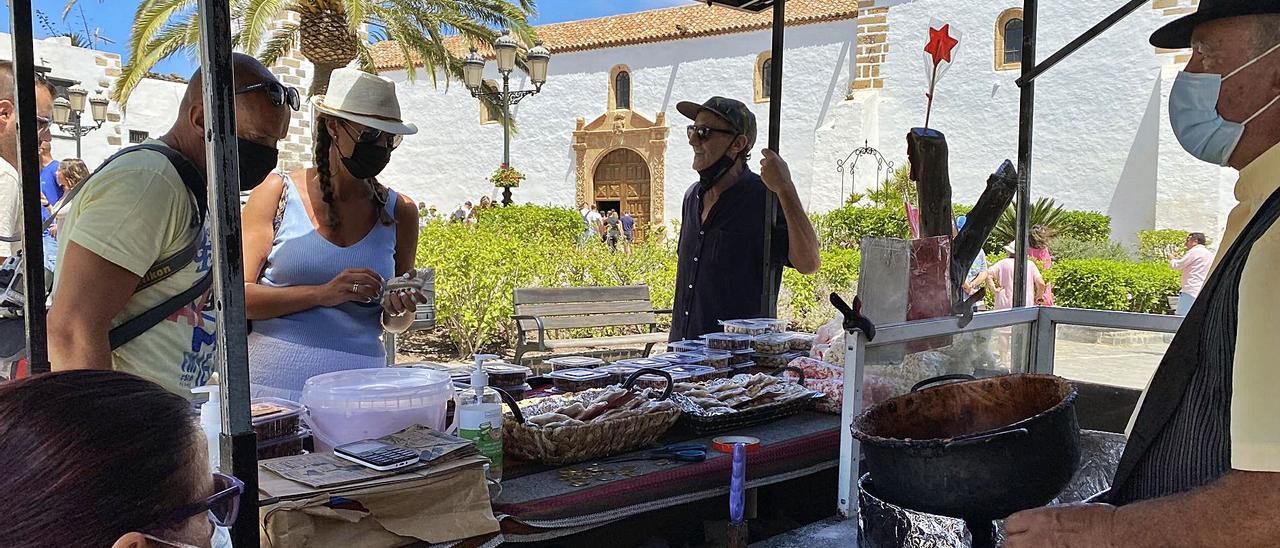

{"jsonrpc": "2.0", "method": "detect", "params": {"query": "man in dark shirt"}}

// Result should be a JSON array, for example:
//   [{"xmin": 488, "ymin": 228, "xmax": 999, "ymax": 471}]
[
  {"xmin": 669, "ymin": 96, "xmax": 819, "ymax": 342},
  {"xmin": 620, "ymin": 211, "xmax": 635, "ymax": 253}
]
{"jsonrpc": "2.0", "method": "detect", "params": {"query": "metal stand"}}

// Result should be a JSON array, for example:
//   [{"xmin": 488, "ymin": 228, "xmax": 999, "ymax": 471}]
[{"xmin": 471, "ymin": 72, "xmax": 541, "ymax": 206}]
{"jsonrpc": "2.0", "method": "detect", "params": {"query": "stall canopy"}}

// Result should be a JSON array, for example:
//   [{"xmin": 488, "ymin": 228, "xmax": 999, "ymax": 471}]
[{"xmin": 702, "ymin": 0, "xmax": 786, "ymax": 317}]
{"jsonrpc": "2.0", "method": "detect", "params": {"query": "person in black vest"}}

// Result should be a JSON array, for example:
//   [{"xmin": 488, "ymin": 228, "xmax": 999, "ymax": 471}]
[
  {"xmin": 1006, "ymin": 3, "xmax": 1280, "ymax": 546},
  {"xmin": 669, "ymin": 97, "xmax": 819, "ymax": 342}
]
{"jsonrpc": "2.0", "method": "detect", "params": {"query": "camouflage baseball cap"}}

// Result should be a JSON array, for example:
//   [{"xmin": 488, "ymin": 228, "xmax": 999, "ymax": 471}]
[{"xmin": 677, "ymin": 96, "xmax": 757, "ymax": 152}]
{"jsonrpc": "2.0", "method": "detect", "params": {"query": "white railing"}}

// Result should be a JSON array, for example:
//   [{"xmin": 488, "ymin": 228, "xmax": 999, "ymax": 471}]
[{"xmin": 836, "ymin": 306, "xmax": 1182, "ymax": 518}]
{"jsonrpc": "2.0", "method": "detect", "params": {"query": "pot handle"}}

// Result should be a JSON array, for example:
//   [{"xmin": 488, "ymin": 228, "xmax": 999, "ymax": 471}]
[
  {"xmin": 945, "ymin": 427, "xmax": 1029, "ymax": 448},
  {"xmin": 622, "ymin": 368, "xmax": 675, "ymax": 401},
  {"xmin": 771, "ymin": 365, "xmax": 806, "ymax": 386},
  {"xmin": 911, "ymin": 374, "xmax": 977, "ymax": 393},
  {"xmin": 495, "ymin": 386, "xmax": 525, "ymax": 424}
]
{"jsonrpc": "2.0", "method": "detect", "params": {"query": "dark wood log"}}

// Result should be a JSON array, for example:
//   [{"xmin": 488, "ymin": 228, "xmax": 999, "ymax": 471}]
[
  {"xmin": 907, "ymin": 128, "xmax": 953, "ymax": 240},
  {"xmin": 951, "ymin": 160, "xmax": 1019, "ymax": 298}
]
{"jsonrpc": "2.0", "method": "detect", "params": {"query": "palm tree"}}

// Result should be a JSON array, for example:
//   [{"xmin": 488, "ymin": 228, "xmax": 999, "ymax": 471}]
[{"xmin": 88, "ymin": 0, "xmax": 537, "ymax": 107}]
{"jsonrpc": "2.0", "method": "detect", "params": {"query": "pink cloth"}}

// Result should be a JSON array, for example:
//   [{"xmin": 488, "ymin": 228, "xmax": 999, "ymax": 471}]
[
  {"xmin": 1171, "ymin": 244, "xmax": 1214, "ymax": 298},
  {"xmin": 989, "ymin": 257, "xmax": 1045, "ymax": 309},
  {"xmin": 1028, "ymin": 246, "xmax": 1055, "ymax": 306}
]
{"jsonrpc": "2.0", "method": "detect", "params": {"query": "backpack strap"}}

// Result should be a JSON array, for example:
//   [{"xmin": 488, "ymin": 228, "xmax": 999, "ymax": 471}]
[{"xmin": 109, "ymin": 271, "xmax": 212, "ymax": 350}]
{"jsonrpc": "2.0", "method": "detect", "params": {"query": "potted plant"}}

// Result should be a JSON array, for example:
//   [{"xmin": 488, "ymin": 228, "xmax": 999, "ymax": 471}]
[{"xmin": 490, "ymin": 164, "xmax": 525, "ymax": 188}]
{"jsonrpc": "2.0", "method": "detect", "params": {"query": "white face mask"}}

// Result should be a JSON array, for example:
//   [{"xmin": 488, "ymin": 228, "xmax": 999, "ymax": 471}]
[
  {"xmin": 140, "ymin": 521, "xmax": 229, "ymax": 548},
  {"xmin": 1169, "ymin": 41, "xmax": 1280, "ymax": 166}
]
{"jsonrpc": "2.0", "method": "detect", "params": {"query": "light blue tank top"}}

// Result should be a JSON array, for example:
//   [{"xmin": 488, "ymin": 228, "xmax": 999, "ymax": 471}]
[{"xmin": 253, "ymin": 175, "xmax": 398, "ymax": 357}]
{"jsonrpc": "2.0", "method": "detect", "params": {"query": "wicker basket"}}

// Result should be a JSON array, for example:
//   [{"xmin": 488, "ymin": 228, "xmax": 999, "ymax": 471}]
[
  {"xmin": 674, "ymin": 367, "xmax": 820, "ymax": 435},
  {"xmin": 499, "ymin": 369, "xmax": 683, "ymax": 465}
]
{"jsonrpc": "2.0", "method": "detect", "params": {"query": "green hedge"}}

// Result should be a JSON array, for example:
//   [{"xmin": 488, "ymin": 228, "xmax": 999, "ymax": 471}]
[
  {"xmin": 1137, "ymin": 229, "xmax": 1203, "ymax": 262},
  {"xmin": 813, "ymin": 205, "xmax": 910, "ymax": 249},
  {"xmin": 781, "ymin": 248, "xmax": 860, "ymax": 331},
  {"xmin": 1046, "ymin": 259, "xmax": 1179, "ymax": 313},
  {"xmin": 1057, "ymin": 211, "xmax": 1111, "ymax": 243},
  {"xmin": 1050, "ymin": 236, "xmax": 1132, "ymax": 262}
]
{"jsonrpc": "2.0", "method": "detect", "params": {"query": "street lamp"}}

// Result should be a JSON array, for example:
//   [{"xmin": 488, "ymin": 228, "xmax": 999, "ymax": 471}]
[
  {"xmin": 51, "ymin": 86, "xmax": 109, "ymax": 157},
  {"xmin": 464, "ymin": 30, "xmax": 551, "ymax": 206}
]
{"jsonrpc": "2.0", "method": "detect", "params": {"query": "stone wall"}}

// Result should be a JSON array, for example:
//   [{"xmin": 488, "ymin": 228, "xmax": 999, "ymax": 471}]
[{"xmin": 266, "ymin": 10, "xmax": 317, "ymax": 172}]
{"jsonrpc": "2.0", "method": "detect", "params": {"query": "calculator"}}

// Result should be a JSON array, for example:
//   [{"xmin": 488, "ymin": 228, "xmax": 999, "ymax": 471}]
[{"xmin": 334, "ymin": 439, "xmax": 421, "ymax": 471}]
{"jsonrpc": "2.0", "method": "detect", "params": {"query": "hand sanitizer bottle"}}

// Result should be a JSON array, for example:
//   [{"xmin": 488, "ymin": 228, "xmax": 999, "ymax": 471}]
[{"xmin": 459, "ymin": 354, "xmax": 504, "ymax": 483}]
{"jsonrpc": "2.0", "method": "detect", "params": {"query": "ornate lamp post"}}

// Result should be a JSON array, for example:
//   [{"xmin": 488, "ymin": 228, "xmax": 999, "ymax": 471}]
[
  {"xmin": 50, "ymin": 86, "xmax": 109, "ymax": 157},
  {"xmin": 462, "ymin": 30, "xmax": 551, "ymax": 206}
]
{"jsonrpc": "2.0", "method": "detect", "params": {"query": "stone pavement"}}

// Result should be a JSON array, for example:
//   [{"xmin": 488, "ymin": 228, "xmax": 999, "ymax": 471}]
[{"xmin": 1051, "ymin": 339, "xmax": 1168, "ymax": 390}]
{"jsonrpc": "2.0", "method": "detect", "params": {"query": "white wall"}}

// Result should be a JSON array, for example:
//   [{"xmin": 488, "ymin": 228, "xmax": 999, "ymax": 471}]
[
  {"xmin": 828, "ymin": 0, "xmax": 1231, "ymax": 242},
  {"xmin": 380, "ymin": 19, "xmax": 857, "ymax": 221}
]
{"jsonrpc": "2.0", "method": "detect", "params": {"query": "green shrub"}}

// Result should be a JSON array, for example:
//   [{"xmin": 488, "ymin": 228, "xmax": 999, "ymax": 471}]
[
  {"xmin": 1057, "ymin": 211, "xmax": 1112, "ymax": 243},
  {"xmin": 1050, "ymin": 236, "xmax": 1132, "ymax": 262},
  {"xmin": 1137, "ymin": 229, "xmax": 1202, "ymax": 262},
  {"xmin": 781, "ymin": 248, "xmax": 860, "ymax": 331},
  {"xmin": 814, "ymin": 205, "xmax": 910, "ymax": 249},
  {"xmin": 1047, "ymin": 259, "xmax": 1180, "ymax": 313},
  {"xmin": 473, "ymin": 204, "xmax": 583, "ymax": 244}
]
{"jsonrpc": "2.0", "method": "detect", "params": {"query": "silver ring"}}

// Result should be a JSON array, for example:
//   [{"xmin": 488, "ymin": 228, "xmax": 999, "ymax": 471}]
[{"xmin": 352, "ymin": 283, "xmax": 360, "ymax": 293}]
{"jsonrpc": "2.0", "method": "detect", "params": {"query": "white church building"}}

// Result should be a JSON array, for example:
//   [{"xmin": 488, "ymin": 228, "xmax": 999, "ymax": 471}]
[{"xmin": 13, "ymin": 0, "xmax": 1232, "ymax": 244}]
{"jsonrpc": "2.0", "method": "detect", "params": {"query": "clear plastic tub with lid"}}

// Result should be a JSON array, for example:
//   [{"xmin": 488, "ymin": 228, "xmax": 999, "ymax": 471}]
[
  {"xmin": 753, "ymin": 351, "xmax": 804, "ymax": 368},
  {"xmin": 597, "ymin": 364, "xmax": 643, "ymax": 385},
  {"xmin": 660, "ymin": 364, "xmax": 720, "ymax": 382},
  {"xmin": 257, "ymin": 428, "xmax": 311, "ymax": 461},
  {"xmin": 633, "ymin": 370, "xmax": 692, "ymax": 391},
  {"xmin": 786, "ymin": 332, "xmax": 816, "ymax": 351},
  {"xmin": 545, "ymin": 356, "xmax": 606, "ymax": 371},
  {"xmin": 753, "ymin": 333, "xmax": 796, "ymax": 354},
  {"xmin": 719, "ymin": 319, "xmax": 773, "ymax": 336},
  {"xmin": 668, "ymin": 339, "xmax": 708, "ymax": 352},
  {"xmin": 746, "ymin": 318, "xmax": 788, "ymax": 334},
  {"xmin": 250, "ymin": 397, "xmax": 303, "ymax": 441},
  {"xmin": 729, "ymin": 349, "xmax": 755, "ymax": 365},
  {"xmin": 695, "ymin": 350, "xmax": 734, "ymax": 368},
  {"xmin": 301, "ymin": 368, "xmax": 456, "ymax": 452},
  {"xmin": 613, "ymin": 357, "xmax": 671, "ymax": 369},
  {"xmin": 545, "ymin": 369, "xmax": 612, "ymax": 392},
  {"xmin": 482, "ymin": 363, "xmax": 533, "ymax": 387},
  {"xmin": 701, "ymin": 332, "xmax": 754, "ymax": 351},
  {"xmin": 652, "ymin": 351, "xmax": 707, "ymax": 365}
]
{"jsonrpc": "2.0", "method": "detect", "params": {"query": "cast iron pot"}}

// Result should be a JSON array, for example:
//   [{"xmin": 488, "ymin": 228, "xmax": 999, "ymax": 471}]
[{"xmin": 852, "ymin": 374, "xmax": 1080, "ymax": 523}]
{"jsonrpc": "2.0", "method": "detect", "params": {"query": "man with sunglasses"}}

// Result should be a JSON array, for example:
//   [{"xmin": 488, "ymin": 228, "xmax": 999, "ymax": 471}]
[
  {"xmin": 0, "ymin": 60, "xmax": 55, "ymax": 262},
  {"xmin": 670, "ymin": 97, "xmax": 819, "ymax": 342},
  {"xmin": 48, "ymin": 53, "xmax": 294, "ymax": 398}
]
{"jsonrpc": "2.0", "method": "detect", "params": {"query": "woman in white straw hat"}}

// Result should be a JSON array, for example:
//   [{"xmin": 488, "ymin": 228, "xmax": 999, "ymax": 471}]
[{"xmin": 241, "ymin": 68, "xmax": 424, "ymax": 401}]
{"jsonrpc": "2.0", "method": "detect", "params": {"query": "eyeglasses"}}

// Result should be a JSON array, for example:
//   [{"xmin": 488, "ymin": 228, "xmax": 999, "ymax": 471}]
[
  {"xmin": 235, "ymin": 82, "xmax": 301, "ymax": 112},
  {"xmin": 341, "ymin": 121, "xmax": 403, "ymax": 149},
  {"xmin": 686, "ymin": 124, "xmax": 737, "ymax": 142},
  {"xmin": 34, "ymin": 115, "xmax": 50, "ymax": 133},
  {"xmin": 151, "ymin": 472, "xmax": 244, "ymax": 530}
]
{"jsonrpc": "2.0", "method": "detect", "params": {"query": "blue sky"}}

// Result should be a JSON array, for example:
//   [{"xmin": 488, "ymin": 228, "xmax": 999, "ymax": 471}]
[{"xmin": 0, "ymin": 0, "xmax": 688, "ymax": 76}]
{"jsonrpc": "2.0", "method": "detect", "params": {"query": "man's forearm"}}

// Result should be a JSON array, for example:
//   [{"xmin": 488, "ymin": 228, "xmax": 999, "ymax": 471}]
[
  {"xmin": 1114, "ymin": 470, "xmax": 1280, "ymax": 546},
  {"xmin": 777, "ymin": 187, "xmax": 820, "ymax": 274}
]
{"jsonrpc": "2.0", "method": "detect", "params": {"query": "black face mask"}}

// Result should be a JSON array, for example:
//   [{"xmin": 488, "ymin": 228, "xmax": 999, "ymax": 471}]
[
  {"xmin": 340, "ymin": 140, "xmax": 393, "ymax": 180},
  {"xmin": 237, "ymin": 138, "xmax": 278, "ymax": 191},
  {"xmin": 697, "ymin": 135, "xmax": 740, "ymax": 191}
]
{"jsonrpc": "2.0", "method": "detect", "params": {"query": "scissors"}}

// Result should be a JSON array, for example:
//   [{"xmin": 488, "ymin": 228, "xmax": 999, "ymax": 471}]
[{"xmin": 604, "ymin": 442, "xmax": 708, "ymax": 464}]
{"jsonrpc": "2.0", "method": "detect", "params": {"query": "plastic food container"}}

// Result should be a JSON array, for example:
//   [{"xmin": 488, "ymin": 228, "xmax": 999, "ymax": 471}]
[
  {"xmin": 251, "ymin": 397, "xmax": 303, "ymax": 441},
  {"xmin": 747, "ymin": 318, "xmax": 788, "ymax": 334},
  {"xmin": 720, "ymin": 319, "xmax": 773, "ymax": 336},
  {"xmin": 754, "ymin": 351, "xmax": 804, "ymax": 368},
  {"xmin": 613, "ymin": 357, "xmax": 671, "ymax": 369},
  {"xmin": 483, "ymin": 363, "xmax": 532, "ymax": 387},
  {"xmin": 597, "ymin": 364, "xmax": 643, "ymax": 385},
  {"xmin": 702, "ymin": 332, "xmax": 754, "ymax": 351},
  {"xmin": 787, "ymin": 333, "xmax": 816, "ymax": 351},
  {"xmin": 730, "ymin": 349, "xmax": 755, "ymax": 365},
  {"xmin": 495, "ymin": 383, "xmax": 532, "ymax": 401},
  {"xmin": 661, "ymin": 364, "xmax": 720, "ymax": 382},
  {"xmin": 257, "ymin": 429, "xmax": 310, "ymax": 461},
  {"xmin": 668, "ymin": 339, "xmax": 708, "ymax": 352},
  {"xmin": 653, "ymin": 351, "xmax": 707, "ymax": 365},
  {"xmin": 301, "ymin": 368, "xmax": 457, "ymax": 452},
  {"xmin": 753, "ymin": 333, "xmax": 795, "ymax": 354},
  {"xmin": 545, "ymin": 356, "xmax": 606, "ymax": 371},
  {"xmin": 732, "ymin": 361, "xmax": 757, "ymax": 373},
  {"xmin": 546, "ymin": 369, "xmax": 612, "ymax": 392},
  {"xmin": 633, "ymin": 370, "xmax": 692, "ymax": 391},
  {"xmin": 695, "ymin": 350, "xmax": 734, "ymax": 368}
]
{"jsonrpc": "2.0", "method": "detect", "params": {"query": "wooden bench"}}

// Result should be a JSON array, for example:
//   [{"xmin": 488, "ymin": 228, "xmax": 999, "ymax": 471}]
[{"xmin": 512, "ymin": 285, "xmax": 671, "ymax": 365}]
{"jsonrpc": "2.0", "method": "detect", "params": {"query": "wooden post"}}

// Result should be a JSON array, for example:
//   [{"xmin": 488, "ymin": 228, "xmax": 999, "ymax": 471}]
[
  {"xmin": 906, "ymin": 128, "xmax": 953, "ymax": 240},
  {"xmin": 951, "ymin": 161, "xmax": 1019, "ymax": 297}
]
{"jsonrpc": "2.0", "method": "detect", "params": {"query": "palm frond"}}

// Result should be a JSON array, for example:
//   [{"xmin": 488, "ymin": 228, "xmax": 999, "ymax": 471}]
[
  {"xmin": 113, "ymin": 10, "xmax": 199, "ymax": 108},
  {"xmin": 257, "ymin": 23, "xmax": 301, "ymax": 67},
  {"xmin": 236, "ymin": 0, "xmax": 292, "ymax": 56},
  {"xmin": 128, "ymin": 0, "xmax": 196, "ymax": 67}
]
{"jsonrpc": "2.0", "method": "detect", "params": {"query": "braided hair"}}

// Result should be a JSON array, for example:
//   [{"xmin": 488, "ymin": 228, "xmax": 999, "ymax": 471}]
[{"xmin": 314, "ymin": 114, "xmax": 396, "ymax": 228}]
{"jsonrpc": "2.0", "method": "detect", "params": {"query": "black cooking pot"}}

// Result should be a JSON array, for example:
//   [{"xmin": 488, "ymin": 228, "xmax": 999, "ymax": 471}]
[{"xmin": 852, "ymin": 374, "xmax": 1080, "ymax": 525}]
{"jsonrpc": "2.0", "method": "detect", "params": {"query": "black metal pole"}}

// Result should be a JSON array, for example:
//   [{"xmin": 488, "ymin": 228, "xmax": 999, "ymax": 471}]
[
  {"xmin": 761, "ymin": 0, "xmax": 784, "ymax": 318},
  {"xmin": 9, "ymin": 0, "xmax": 49, "ymax": 374},
  {"xmin": 73, "ymin": 114, "xmax": 82, "ymax": 158},
  {"xmin": 194, "ymin": 1, "xmax": 258, "ymax": 546},
  {"xmin": 1013, "ymin": 0, "xmax": 1037, "ymax": 308},
  {"xmin": 502, "ymin": 73, "xmax": 513, "ymax": 206}
]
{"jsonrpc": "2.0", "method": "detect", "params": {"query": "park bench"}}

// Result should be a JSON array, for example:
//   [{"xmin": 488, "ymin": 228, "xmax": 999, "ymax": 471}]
[{"xmin": 512, "ymin": 285, "xmax": 671, "ymax": 365}]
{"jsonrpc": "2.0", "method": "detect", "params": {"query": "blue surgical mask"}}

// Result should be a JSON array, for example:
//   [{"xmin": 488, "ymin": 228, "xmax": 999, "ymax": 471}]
[{"xmin": 1169, "ymin": 42, "xmax": 1280, "ymax": 167}]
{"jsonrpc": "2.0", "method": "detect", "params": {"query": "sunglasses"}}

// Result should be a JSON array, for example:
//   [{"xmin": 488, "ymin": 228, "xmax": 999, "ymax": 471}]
[
  {"xmin": 235, "ymin": 82, "xmax": 301, "ymax": 111},
  {"xmin": 34, "ymin": 115, "xmax": 50, "ymax": 133},
  {"xmin": 151, "ymin": 472, "xmax": 244, "ymax": 530},
  {"xmin": 341, "ymin": 120, "xmax": 403, "ymax": 149},
  {"xmin": 686, "ymin": 124, "xmax": 737, "ymax": 142}
]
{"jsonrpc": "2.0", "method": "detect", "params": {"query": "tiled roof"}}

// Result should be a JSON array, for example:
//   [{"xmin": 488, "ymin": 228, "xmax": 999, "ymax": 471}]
[{"xmin": 370, "ymin": 0, "xmax": 859, "ymax": 71}]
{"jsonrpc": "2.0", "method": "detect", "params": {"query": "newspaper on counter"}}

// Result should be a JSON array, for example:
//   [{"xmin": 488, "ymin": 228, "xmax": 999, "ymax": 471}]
[{"xmin": 261, "ymin": 424, "xmax": 478, "ymax": 489}]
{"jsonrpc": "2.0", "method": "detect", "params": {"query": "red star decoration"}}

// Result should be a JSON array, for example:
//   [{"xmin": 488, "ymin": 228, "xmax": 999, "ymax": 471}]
[{"xmin": 924, "ymin": 24, "xmax": 959, "ymax": 66}]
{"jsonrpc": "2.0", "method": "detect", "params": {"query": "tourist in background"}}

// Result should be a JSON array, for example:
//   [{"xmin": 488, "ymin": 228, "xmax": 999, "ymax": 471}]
[
  {"xmin": 986, "ymin": 242, "xmax": 1047, "ymax": 310},
  {"xmin": 48, "ymin": 158, "xmax": 89, "ymax": 238},
  {"xmin": 604, "ymin": 210, "xmax": 622, "ymax": 253},
  {"xmin": 0, "ymin": 61, "xmax": 53, "ymax": 262},
  {"xmin": 1027, "ymin": 225, "xmax": 1055, "ymax": 306},
  {"xmin": 621, "ymin": 210, "xmax": 635, "ymax": 254},
  {"xmin": 48, "ymin": 54, "xmax": 292, "ymax": 397},
  {"xmin": 955, "ymin": 216, "xmax": 987, "ymax": 308},
  {"xmin": 242, "ymin": 68, "xmax": 424, "ymax": 401},
  {"xmin": 586, "ymin": 203, "xmax": 603, "ymax": 242},
  {"xmin": 1169, "ymin": 231, "xmax": 1214, "ymax": 316},
  {"xmin": 38, "ymin": 140, "xmax": 60, "ymax": 219},
  {"xmin": 0, "ymin": 370, "xmax": 239, "ymax": 548}
]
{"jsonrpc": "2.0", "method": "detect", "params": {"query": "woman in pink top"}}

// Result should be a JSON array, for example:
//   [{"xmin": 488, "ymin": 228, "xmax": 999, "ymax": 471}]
[
  {"xmin": 985, "ymin": 242, "xmax": 1048, "ymax": 309},
  {"xmin": 1028, "ymin": 226, "xmax": 1055, "ymax": 306}
]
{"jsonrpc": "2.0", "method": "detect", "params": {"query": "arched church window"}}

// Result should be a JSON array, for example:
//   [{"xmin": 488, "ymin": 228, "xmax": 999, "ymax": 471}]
[{"xmin": 995, "ymin": 9, "xmax": 1025, "ymax": 71}]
